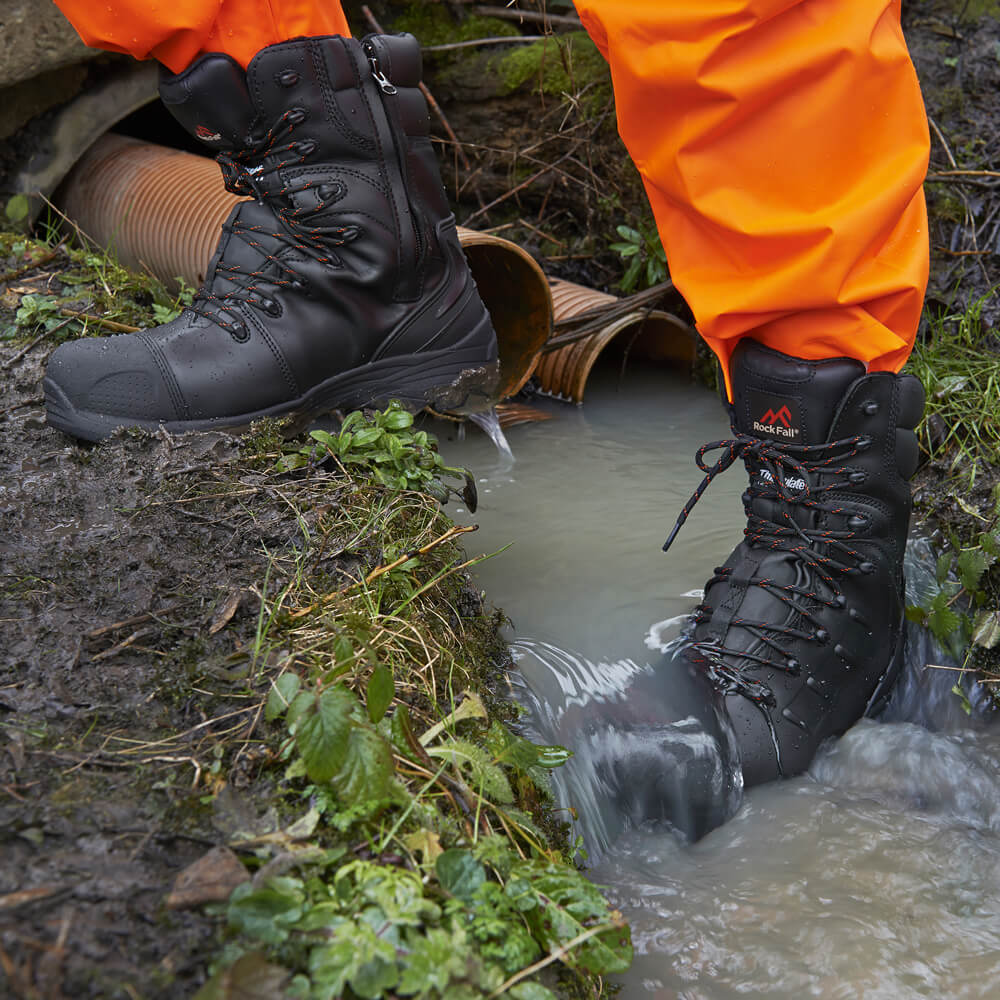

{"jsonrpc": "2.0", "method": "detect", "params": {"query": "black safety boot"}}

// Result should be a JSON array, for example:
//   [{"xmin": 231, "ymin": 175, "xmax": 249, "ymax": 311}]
[
  {"xmin": 44, "ymin": 33, "xmax": 499, "ymax": 442},
  {"xmin": 663, "ymin": 340, "xmax": 925, "ymax": 786}
]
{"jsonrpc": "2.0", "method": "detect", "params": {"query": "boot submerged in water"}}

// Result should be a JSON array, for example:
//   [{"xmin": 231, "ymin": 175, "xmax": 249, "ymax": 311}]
[
  {"xmin": 664, "ymin": 340, "xmax": 925, "ymax": 786},
  {"xmin": 44, "ymin": 33, "xmax": 499, "ymax": 443}
]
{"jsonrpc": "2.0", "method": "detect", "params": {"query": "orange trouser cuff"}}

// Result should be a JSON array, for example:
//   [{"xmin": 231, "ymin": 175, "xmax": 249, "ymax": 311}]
[
  {"xmin": 575, "ymin": 0, "xmax": 930, "ymax": 395},
  {"xmin": 52, "ymin": 0, "xmax": 350, "ymax": 72}
]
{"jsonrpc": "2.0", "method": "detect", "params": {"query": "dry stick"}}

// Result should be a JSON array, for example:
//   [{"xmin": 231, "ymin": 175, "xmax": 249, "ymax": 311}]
[
  {"xmin": 462, "ymin": 150, "xmax": 575, "ymax": 228},
  {"xmin": 473, "ymin": 4, "xmax": 582, "ymax": 27},
  {"xmin": 58, "ymin": 307, "xmax": 140, "ymax": 333},
  {"xmin": 0, "ymin": 396, "xmax": 43, "ymax": 418},
  {"xmin": 541, "ymin": 280, "xmax": 681, "ymax": 352},
  {"xmin": 86, "ymin": 603, "xmax": 182, "ymax": 639},
  {"xmin": 360, "ymin": 4, "xmax": 485, "ymax": 211},
  {"xmin": 1, "ymin": 331, "xmax": 52, "ymax": 370},
  {"xmin": 517, "ymin": 217, "xmax": 566, "ymax": 248},
  {"xmin": 928, "ymin": 169, "xmax": 1000, "ymax": 180},
  {"xmin": 287, "ymin": 523, "xmax": 478, "ymax": 620},
  {"xmin": 422, "ymin": 36, "xmax": 545, "ymax": 52},
  {"xmin": 488, "ymin": 916, "xmax": 627, "ymax": 998},
  {"xmin": 0, "ymin": 237, "xmax": 68, "ymax": 287}
]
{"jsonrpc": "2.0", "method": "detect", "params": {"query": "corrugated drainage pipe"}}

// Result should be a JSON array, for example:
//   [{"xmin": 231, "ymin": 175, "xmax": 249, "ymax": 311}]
[
  {"xmin": 536, "ymin": 278, "xmax": 697, "ymax": 403},
  {"xmin": 54, "ymin": 133, "xmax": 550, "ymax": 400}
]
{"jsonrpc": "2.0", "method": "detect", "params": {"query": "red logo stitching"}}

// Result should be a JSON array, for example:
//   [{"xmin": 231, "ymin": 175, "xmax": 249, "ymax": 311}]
[{"xmin": 759, "ymin": 405, "xmax": 792, "ymax": 428}]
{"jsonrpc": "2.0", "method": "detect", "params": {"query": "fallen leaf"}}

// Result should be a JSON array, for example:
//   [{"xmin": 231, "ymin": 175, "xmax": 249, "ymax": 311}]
[{"xmin": 166, "ymin": 846, "xmax": 249, "ymax": 909}]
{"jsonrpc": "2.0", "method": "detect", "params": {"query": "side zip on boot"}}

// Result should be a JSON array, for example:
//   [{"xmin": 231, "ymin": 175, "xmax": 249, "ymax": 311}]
[
  {"xmin": 44, "ymin": 33, "xmax": 499, "ymax": 443},
  {"xmin": 662, "ymin": 340, "xmax": 925, "ymax": 785}
]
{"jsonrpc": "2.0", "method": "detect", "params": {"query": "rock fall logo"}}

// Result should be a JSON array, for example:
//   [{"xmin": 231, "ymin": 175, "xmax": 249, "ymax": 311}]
[{"xmin": 749, "ymin": 392, "xmax": 801, "ymax": 440}]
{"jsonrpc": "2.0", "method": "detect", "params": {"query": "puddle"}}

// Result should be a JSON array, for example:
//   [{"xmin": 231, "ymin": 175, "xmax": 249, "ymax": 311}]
[{"xmin": 439, "ymin": 364, "xmax": 1000, "ymax": 998}]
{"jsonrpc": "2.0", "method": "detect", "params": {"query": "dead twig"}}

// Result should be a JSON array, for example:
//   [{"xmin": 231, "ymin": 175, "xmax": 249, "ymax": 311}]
[
  {"xmin": 473, "ymin": 5, "xmax": 582, "ymax": 28},
  {"xmin": 86, "ymin": 603, "xmax": 181, "ymax": 639},
  {"xmin": 422, "ymin": 36, "xmax": 546, "ymax": 52},
  {"xmin": 58, "ymin": 308, "xmax": 140, "ymax": 333},
  {"xmin": 0, "ymin": 236, "xmax": 68, "ymax": 287},
  {"xmin": 462, "ymin": 150, "xmax": 575, "ymax": 227}
]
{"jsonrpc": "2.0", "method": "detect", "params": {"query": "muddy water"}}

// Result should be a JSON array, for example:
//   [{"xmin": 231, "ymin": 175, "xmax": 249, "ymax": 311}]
[{"xmin": 438, "ymin": 365, "xmax": 1000, "ymax": 998}]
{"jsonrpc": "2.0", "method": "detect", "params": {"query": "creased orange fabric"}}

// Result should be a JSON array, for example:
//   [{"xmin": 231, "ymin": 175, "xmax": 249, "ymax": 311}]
[
  {"xmin": 576, "ymin": 0, "xmax": 929, "ymax": 395},
  {"xmin": 52, "ymin": 0, "xmax": 350, "ymax": 73},
  {"xmin": 53, "ymin": 0, "xmax": 929, "ymax": 395}
]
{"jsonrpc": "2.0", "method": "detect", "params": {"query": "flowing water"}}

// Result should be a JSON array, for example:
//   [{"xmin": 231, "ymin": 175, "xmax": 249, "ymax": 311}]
[{"xmin": 438, "ymin": 363, "xmax": 1000, "ymax": 998}]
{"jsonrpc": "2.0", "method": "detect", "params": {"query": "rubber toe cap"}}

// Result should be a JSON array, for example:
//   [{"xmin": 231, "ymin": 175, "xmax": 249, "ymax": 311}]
[{"xmin": 44, "ymin": 334, "xmax": 181, "ymax": 440}]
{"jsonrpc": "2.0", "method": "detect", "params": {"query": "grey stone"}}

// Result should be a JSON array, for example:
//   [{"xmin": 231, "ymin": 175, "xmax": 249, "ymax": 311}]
[{"xmin": 0, "ymin": 2, "xmax": 96, "ymax": 89}]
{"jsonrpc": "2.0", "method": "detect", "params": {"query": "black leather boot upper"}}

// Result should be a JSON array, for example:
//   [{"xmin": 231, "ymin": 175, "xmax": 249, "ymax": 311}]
[
  {"xmin": 664, "ymin": 340, "xmax": 925, "ymax": 785},
  {"xmin": 44, "ymin": 33, "xmax": 498, "ymax": 442}
]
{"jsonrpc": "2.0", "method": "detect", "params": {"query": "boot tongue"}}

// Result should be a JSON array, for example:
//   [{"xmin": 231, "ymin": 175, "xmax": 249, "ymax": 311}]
[
  {"xmin": 729, "ymin": 340, "xmax": 865, "ymax": 447},
  {"xmin": 159, "ymin": 55, "xmax": 256, "ymax": 150}
]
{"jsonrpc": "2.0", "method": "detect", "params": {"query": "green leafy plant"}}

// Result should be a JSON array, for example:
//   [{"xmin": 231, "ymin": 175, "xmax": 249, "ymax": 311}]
[
  {"xmin": 609, "ymin": 220, "xmax": 667, "ymax": 294},
  {"xmin": 907, "ymin": 488, "xmax": 1000, "ymax": 671},
  {"xmin": 213, "ymin": 676, "xmax": 630, "ymax": 1000},
  {"xmin": 908, "ymin": 289, "xmax": 1000, "ymax": 483},
  {"xmin": 279, "ymin": 402, "xmax": 477, "ymax": 508},
  {"xmin": 151, "ymin": 277, "xmax": 196, "ymax": 324}
]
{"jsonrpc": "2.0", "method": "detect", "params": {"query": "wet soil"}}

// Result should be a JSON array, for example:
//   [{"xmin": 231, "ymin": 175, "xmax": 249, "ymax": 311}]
[{"xmin": 0, "ymin": 357, "xmax": 326, "ymax": 996}]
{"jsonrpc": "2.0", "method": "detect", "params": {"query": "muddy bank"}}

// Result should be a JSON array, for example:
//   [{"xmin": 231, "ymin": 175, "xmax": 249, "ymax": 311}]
[{"xmin": 0, "ymin": 311, "xmax": 628, "ymax": 997}]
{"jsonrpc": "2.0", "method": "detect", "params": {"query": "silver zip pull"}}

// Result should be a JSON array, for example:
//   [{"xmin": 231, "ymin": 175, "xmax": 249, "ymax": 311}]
[{"xmin": 364, "ymin": 44, "xmax": 397, "ymax": 95}]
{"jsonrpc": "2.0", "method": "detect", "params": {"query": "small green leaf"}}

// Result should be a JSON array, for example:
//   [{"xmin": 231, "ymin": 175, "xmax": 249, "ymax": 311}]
[
  {"xmin": 265, "ymin": 672, "xmax": 301, "ymax": 722},
  {"xmin": 366, "ymin": 663, "xmax": 395, "ymax": 723},
  {"xmin": 971, "ymin": 609, "xmax": 1000, "ymax": 649},
  {"xmin": 955, "ymin": 495, "xmax": 987, "ymax": 520},
  {"xmin": 295, "ymin": 687, "xmax": 355, "ymax": 784},
  {"xmin": 382, "ymin": 407, "xmax": 414, "ymax": 430},
  {"xmin": 510, "ymin": 984, "xmax": 558, "ymax": 1000},
  {"xmin": 5, "ymin": 194, "xmax": 29, "ymax": 223},
  {"xmin": 936, "ymin": 551, "xmax": 953, "ymax": 585},
  {"xmin": 957, "ymin": 546, "xmax": 991, "ymax": 592},
  {"xmin": 928, "ymin": 591, "xmax": 962, "ymax": 643},
  {"xmin": 352, "ymin": 427, "xmax": 382, "ymax": 447},
  {"xmin": 951, "ymin": 683, "xmax": 973, "ymax": 715},
  {"xmin": 436, "ymin": 849, "xmax": 486, "ymax": 901},
  {"xmin": 978, "ymin": 531, "xmax": 1000, "ymax": 559}
]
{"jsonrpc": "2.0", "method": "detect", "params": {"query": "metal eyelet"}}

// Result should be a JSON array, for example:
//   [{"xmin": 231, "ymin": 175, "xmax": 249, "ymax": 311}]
[
  {"xmin": 847, "ymin": 514, "xmax": 868, "ymax": 530},
  {"xmin": 230, "ymin": 321, "xmax": 250, "ymax": 343},
  {"xmin": 294, "ymin": 139, "xmax": 317, "ymax": 156},
  {"xmin": 849, "ymin": 470, "xmax": 866, "ymax": 484},
  {"xmin": 786, "ymin": 658, "xmax": 800, "ymax": 673},
  {"xmin": 857, "ymin": 436, "xmax": 873, "ymax": 450},
  {"xmin": 814, "ymin": 628, "xmax": 829, "ymax": 644},
  {"xmin": 833, "ymin": 594, "xmax": 847, "ymax": 608},
  {"xmin": 862, "ymin": 400, "xmax": 880, "ymax": 416},
  {"xmin": 858, "ymin": 561, "xmax": 875, "ymax": 575},
  {"xmin": 286, "ymin": 107, "xmax": 308, "ymax": 125},
  {"xmin": 277, "ymin": 69, "xmax": 300, "ymax": 87}
]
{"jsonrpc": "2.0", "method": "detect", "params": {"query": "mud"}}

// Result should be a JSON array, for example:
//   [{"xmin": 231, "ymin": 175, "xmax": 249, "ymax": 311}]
[{"xmin": 0, "ymin": 345, "xmax": 350, "ymax": 996}]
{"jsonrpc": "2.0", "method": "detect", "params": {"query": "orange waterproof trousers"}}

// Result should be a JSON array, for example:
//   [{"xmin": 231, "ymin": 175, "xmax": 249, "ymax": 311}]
[{"xmin": 53, "ymin": 0, "xmax": 930, "ymax": 392}]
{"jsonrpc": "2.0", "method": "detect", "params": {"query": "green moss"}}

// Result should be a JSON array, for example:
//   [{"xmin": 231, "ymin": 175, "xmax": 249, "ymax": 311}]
[
  {"xmin": 497, "ymin": 32, "xmax": 610, "ymax": 102},
  {"xmin": 392, "ymin": 5, "xmax": 518, "ymax": 47}
]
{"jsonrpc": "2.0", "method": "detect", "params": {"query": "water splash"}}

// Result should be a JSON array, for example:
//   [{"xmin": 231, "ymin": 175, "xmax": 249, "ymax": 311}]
[
  {"xmin": 465, "ymin": 407, "xmax": 515, "ymax": 463},
  {"xmin": 511, "ymin": 638, "xmax": 743, "ymax": 859}
]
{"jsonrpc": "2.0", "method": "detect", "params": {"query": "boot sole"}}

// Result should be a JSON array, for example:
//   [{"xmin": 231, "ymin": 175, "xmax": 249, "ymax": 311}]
[{"xmin": 44, "ymin": 327, "xmax": 499, "ymax": 444}]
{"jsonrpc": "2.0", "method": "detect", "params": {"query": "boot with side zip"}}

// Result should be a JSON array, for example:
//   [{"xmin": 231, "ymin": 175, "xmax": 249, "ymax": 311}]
[
  {"xmin": 662, "ymin": 340, "xmax": 925, "ymax": 785},
  {"xmin": 44, "ymin": 33, "xmax": 499, "ymax": 442}
]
